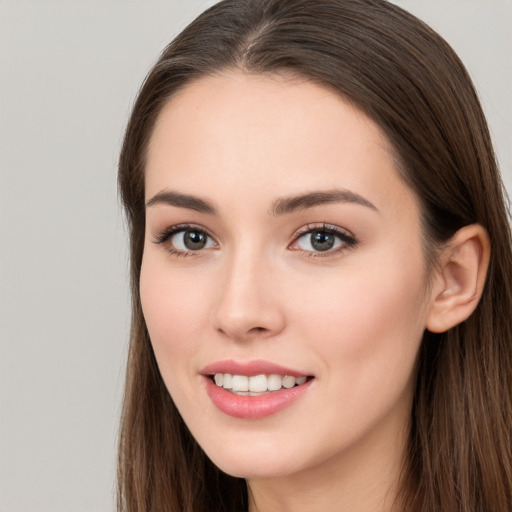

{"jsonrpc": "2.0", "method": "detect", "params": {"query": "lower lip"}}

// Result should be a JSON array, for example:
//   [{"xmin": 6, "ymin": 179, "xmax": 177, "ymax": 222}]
[{"xmin": 204, "ymin": 377, "xmax": 313, "ymax": 419}]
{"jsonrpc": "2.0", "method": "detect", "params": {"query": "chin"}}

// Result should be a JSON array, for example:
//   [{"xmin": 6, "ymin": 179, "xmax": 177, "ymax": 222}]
[{"xmin": 202, "ymin": 443, "xmax": 301, "ymax": 479}]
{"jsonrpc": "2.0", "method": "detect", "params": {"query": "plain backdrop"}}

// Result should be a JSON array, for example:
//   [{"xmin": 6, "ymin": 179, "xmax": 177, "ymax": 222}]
[{"xmin": 0, "ymin": 2, "xmax": 510, "ymax": 511}]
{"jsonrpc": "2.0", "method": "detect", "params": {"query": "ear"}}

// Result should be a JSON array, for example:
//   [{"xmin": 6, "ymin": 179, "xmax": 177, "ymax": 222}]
[{"xmin": 426, "ymin": 224, "xmax": 490, "ymax": 333}]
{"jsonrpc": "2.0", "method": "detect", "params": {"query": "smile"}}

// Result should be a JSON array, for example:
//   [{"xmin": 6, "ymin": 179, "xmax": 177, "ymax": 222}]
[
  {"xmin": 201, "ymin": 361, "xmax": 314, "ymax": 419},
  {"xmin": 213, "ymin": 373, "xmax": 308, "ymax": 394}
]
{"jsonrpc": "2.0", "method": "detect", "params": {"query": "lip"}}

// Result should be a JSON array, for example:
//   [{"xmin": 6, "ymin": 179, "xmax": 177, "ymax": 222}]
[
  {"xmin": 201, "ymin": 359, "xmax": 314, "ymax": 419},
  {"xmin": 201, "ymin": 359, "xmax": 310, "ymax": 378}
]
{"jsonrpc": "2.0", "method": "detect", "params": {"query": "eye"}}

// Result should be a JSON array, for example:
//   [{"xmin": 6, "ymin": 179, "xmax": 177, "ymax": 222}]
[
  {"xmin": 172, "ymin": 228, "xmax": 215, "ymax": 251},
  {"xmin": 290, "ymin": 225, "xmax": 357, "ymax": 255},
  {"xmin": 154, "ymin": 225, "xmax": 217, "ymax": 255}
]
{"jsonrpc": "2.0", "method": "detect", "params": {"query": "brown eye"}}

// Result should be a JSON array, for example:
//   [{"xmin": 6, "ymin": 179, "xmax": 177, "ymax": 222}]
[
  {"xmin": 296, "ymin": 229, "xmax": 343, "ymax": 252},
  {"xmin": 182, "ymin": 230, "xmax": 208, "ymax": 250},
  {"xmin": 290, "ymin": 225, "xmax": 358, "ymax": 255},
  {"xmin": 170, "ymin": 228, "xmax": 215, "ymax": 252},
  {"xmin": 309, "ymin": 231, "xmax": 336, "ymax": 251}
]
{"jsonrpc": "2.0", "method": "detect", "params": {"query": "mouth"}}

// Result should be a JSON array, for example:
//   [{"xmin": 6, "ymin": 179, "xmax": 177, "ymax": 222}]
[
  {"xmin": 210, "ymin": 373, "xmax": 312, "ymax": 395},
  {"xmin": 201, "ymin": 360, "xmax": 315, "ymax": 419}
]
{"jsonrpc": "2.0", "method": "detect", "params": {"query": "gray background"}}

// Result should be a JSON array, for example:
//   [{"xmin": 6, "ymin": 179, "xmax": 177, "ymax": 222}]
[{"xmin": 0, "ymin": 2, "xmax": 510, "ymax": 511}]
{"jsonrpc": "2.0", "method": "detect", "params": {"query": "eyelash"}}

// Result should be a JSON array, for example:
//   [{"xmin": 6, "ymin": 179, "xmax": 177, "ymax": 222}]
[
  {"xmin": 153, "ymin": 223, "xmax": 358, "ymax": 258},
  {"xmin": 153, "ymin": 224, "xmax": 214, "ymax": 258},
  {"xmin": 291, "ymin": 223, "xmax": 358, "ymax": 257}
]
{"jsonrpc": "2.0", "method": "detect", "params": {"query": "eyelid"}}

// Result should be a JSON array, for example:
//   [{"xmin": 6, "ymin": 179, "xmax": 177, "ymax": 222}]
[{"xmin": 153, "ymin": 223, "xmax": 210, "ymax": 243}]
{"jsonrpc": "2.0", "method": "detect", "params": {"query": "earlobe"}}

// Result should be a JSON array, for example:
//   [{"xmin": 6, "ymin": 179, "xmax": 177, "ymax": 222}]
[{"xmin": 426, "ymin": 224, "xmax": 490, "ymax": 333}]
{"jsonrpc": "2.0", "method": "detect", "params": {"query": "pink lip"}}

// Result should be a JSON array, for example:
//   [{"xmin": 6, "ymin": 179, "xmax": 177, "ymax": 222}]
[
  {"xmin": 201, "ymin": 359, "xmax": 309, "ymax": 378},
  {"xmin": 201, "ymin": 359, "xmax": 313, "ymax": 419}
]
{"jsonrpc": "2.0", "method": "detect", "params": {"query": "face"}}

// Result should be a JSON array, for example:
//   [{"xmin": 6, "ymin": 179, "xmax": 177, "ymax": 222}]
[{"xmin": 140, "ymin": 72, "xmax": 433, "ymax": 482}]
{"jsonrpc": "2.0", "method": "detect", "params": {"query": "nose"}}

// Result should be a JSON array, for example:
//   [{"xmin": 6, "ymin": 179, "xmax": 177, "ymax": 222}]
[{"xmin": 213, "ymin": 249, "xmax": 286, "ymax": 341}]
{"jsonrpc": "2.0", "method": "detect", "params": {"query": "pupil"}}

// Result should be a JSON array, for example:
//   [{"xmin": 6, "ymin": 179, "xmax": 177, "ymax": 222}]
[
  {"xmin": 184, "ymin": 230, "xmax": 206, "ymax": 250},
  {"xmin": 311, "ymin": 231, "xmax": 334, "ymax": 251}
]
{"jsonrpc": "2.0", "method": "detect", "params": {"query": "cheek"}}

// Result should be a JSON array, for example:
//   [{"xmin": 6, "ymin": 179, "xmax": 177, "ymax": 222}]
[
  {"xmin": 139, "ymin": 254, "xmax": 210, "ymax": 367},
  {"xmin": 290, "ymin": 253, "xmax": 428, "ymax": 386}
]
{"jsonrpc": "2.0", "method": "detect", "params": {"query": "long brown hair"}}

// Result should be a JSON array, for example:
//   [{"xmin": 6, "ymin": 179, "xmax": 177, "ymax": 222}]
[{"xmin": 117, "ymin": 1, "xmax": 512, "ymax": 510}]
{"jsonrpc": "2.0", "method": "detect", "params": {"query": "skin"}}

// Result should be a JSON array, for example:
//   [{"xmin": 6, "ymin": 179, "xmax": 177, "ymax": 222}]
[{"xmin": 140, "ymin": 72, "xmax": 438, "ymax": 512}]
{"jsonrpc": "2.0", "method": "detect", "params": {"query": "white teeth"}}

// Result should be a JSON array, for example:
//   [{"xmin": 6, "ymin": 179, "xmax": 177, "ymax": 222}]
[
  {"xmin": 231, "ymin": 375, "xmax": 249, "ymax": 392},
  {"xmin": 282, "ymin": 375, "xmax": 296, "ymax": 388},
  {"xmin": 213, "ymin": 373, "xmax": 309, "ymax": 392},
  {"xmin": 249, "ymin": 374, "xmax": 268, "ymax": 392},
  {"xmin": 267, "ymin": 374, "xmax": 282, "ymax": 391},
  {"xmin": 222, "ymin": 373, "xmax": 233, "ymax": 390}
]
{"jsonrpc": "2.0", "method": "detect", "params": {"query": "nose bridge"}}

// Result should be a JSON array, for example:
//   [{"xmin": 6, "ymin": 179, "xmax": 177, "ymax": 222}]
[{"xmin": 213, "ymin": 239, "xmax": 284, "ymax": 340}]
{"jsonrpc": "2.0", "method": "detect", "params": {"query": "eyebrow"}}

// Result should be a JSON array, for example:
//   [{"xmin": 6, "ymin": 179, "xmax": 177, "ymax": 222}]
[
  {"xmin": 145, "ymin": 188, "xmax": 377, "ymax": 216},
  {"xmin": 146, "ymin": 190, "xmax": 217, "ymax": 214},
  {"xmin": 271, "ymin": 189, "xmax": 378, "ymax": 215}
]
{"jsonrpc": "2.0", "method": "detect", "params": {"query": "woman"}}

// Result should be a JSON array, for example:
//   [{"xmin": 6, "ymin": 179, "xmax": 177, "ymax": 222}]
[{"xmin": 117, "ymin": 1, "xmax": 512, "ymax": 510}]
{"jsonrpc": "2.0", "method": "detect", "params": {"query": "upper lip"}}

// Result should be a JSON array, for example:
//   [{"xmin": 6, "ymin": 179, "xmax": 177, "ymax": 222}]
[{"xmin": 201, "ymin": 359, "xmax": 311, "ymax": 378}]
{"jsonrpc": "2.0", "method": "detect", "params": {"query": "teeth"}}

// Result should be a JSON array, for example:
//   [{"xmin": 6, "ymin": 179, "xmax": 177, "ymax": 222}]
[
  {"xmin": 282, "ymin": 375, "xmax": 296, "ymax": 388},
  {"xmin": 213, "ymin": 373, "xmax": 309, "ymax": 393},
  {"xmin": 222, "ymin": 373, "xmax": 233, "ymax": 390},
  {"xmin": 231, "ymin": 375, "xmax": 249, "ymax": 392},
  {"xmin": 249, "ymin": 374, "xmax": 268, "ymax": 392},
  {"xmin": 267, "ymin": 374, "xmax": 282, "ymax": 391}
]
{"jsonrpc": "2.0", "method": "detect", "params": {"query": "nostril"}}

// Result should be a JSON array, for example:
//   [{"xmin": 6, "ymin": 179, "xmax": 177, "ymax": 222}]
[{"xmin": 244, "ymin": 326, "xmax": 274, "ymax": 337}]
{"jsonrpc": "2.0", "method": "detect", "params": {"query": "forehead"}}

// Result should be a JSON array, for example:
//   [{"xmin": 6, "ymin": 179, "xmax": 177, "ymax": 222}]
[{"xmin": 145, "ymin": 71, "xmax": 417, "ymax": 219}]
